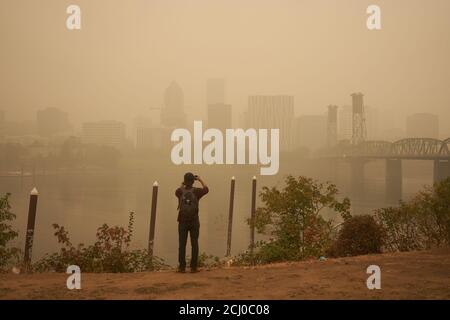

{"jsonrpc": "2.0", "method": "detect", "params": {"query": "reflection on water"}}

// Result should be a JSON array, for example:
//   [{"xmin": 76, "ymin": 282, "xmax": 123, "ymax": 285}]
[{"xmin": 0, "ymin": 159, "xmax": 434, "ymax": 266}]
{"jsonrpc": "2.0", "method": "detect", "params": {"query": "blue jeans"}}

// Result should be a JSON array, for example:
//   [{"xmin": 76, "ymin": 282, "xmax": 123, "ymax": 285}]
[{"xmin": 178, "ymin": 220, "xmax": 200, "ymax": 269}]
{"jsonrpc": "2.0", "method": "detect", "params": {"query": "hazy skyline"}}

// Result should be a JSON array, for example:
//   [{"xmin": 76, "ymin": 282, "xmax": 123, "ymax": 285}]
[{"xmin": 1, "ymin": 0, "xmax": 450, "ymax": 136}]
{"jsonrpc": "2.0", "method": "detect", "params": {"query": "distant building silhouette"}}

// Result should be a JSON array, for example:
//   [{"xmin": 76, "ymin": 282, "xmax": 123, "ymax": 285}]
[
  {"xmin": 206, "ymin": 78, "xmax": 225, "ymax": 105},
  {"xmin": 247, "ymin": 95, "xmax": 295, "ymax": 152},
  {"xmin": 160, "ymin": 81, "xmax": 186, "ymax": 128},
  {"xmin": 36, "ymin": 107, "xmax": 71, "ymax": 137},
  {"xmin": 82, "ymin": 120, "xmax": 126, "ymax": 148},
  {"xmin": 207, "ymin": 103, "xmax": 232, "ymax": 131},
  {"xmin": 406, "ymin": 113, "xmax": 439, "ymax": 139}
]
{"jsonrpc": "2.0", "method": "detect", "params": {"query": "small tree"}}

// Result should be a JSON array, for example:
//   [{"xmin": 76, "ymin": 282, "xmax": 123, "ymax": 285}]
[
  {"xmin": 249, "ymin": 175, "xmax": 351, "ymax": 263},
  {"xmin": 0, "ymin": 193, "xmax": 20, "ymax": 271}
]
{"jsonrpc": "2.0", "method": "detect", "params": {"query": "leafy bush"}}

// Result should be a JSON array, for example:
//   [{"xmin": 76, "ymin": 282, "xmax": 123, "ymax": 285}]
[
  {"xmin": 233, "ymin": 240, "xmax": 292, "ymax": 266},
  {"xmin": 247, "ymin": 175, "xmax": 351, "ymax": 264},
  {"xmin": 0, "ymin": 193, "xmax": 20, "ymax": 271},
  {"xmin": 34, "ymin": 212, "xmax": 167, "ymax": 273},
  {"xmin": 375, "ymin": 178, "xmax": 450, "ymax": 252},
  {"xmin": 327, "ymin": 214, "xmax": 385, "ymax": 257}
]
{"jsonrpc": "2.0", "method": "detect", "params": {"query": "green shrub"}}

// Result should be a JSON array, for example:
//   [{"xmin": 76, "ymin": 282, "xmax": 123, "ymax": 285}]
[
  {"xmin": 244, "ymin": 175, "xmax": 351, "ymax": 264},
  {"xmin": 34, "ymin": 212, "xmax": 167, "ymax": 273},
  {"xmin": 327, "ymin": 214, "xmax": 384, "ymax": 257},
  {"xmin": 233, "ymin": 240, "xmax": 292, "ymax": 266},
  {"xmin": 0, "ymin": 193, "xmax": 20, "ymax": 271}
]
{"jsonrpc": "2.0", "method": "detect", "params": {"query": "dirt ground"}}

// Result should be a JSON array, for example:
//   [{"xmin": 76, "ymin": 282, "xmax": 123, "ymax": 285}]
[{"xmin": 1, "ymin": 249, "xmax": 450, "ymax": 300}]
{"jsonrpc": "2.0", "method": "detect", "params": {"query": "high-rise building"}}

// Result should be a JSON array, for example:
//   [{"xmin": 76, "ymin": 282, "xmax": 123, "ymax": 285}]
[
  {"xmin": 247, "ymin": 95, "xmax": 295, "ymax": 152},
  {"xmin": 296, "ymin": 115, "xmax": 327, "ymax": 151},
  {"xmin": 160, "ymin": 81, "xmax": 186, "ymax": 128},
  {"xmin": 406, "ymin": 113, "xmax": 439, "ymax": 139},
  {"xmin": 36, "ymin": 107, "xmax": 71, "ymax": 137},
  {"xmin": 82, "ymin": 120, "xmax": 126, "ymax": 148},
  {"xmin": 207, "ymin": 103, "xmax": 232, "ymax": 131},
  {"xmin": 206, "ymin": 78, "xmax": 225, "ymax": 105}
]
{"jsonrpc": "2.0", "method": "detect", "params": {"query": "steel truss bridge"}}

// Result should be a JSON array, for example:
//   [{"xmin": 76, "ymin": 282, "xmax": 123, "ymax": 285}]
[
  {"xmin": 323, "ymin": 138, "xmax": 450, "ymax": 160},
  {"xmin": 318, "ymin": 138, "xmax": 450, "ymax": 203}
]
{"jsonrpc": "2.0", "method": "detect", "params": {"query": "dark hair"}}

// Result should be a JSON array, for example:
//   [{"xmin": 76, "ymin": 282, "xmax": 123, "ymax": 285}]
[{"xmin": 183, "ymin": 172, "xmax": 195, "ymax": 187}]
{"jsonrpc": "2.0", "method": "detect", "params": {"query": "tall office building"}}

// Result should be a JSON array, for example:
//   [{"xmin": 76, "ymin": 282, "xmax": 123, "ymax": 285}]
[
  {"xmin": 160, "ymin": 81, "xmax": 186, "ymax": 128},
  {"xmin": 207, "ymin": 103, "xmax": 232, "ymax": 131},
  {"xmin": 406, "ymin": 113, "xmax": 439, "ymax": 139},
  {"xmin": 206, "ymin": 78, "xmax": 231, "ymax": 130},
  {"xmin": 206, "ymin": 78, "xmax": 225, "ymax": 105},
  {"xmin": 36, "ymin": 107, "xmax": 71, "ymax": 137},
  {"xmin": 247, "ymin": 95, "xmax": 295, "ymax": 152},
  {"xmin": 82, "ymin": 120, "xmax": 126, "ymax": 149}
]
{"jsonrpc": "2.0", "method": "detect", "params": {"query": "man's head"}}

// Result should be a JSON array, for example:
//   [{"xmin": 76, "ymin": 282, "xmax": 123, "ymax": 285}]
[{"xmin": 183, "ymin": 172, "xmax": 195, "ymax": 187}]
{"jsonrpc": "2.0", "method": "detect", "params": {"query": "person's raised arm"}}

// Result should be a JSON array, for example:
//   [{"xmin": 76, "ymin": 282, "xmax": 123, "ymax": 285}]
[{"xmin": 196, "ymin": 176, "xmax": 207, "ymax": 189}]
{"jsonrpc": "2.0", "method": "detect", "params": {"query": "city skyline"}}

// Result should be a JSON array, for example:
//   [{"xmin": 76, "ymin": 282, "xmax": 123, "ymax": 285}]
[{"xmin": 1, "ymin": 1, "xmax": 450, "ymax": 138}]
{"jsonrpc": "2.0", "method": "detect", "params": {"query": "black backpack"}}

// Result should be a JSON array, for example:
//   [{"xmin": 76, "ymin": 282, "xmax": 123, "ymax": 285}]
[{"xmin": 178, "ymin": 187, "xmax": 199, "ymax": 222}]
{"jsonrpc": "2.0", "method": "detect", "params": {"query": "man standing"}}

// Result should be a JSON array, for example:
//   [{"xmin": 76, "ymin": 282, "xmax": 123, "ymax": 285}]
[{"xmin": 175, "ymin": 172, "xmax": 209, "ymax": 273}]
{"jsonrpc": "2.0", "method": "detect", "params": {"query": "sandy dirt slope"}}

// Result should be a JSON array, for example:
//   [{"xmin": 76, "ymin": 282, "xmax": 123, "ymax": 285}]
[{"xmin": 1, "ymin": 249, "xmax": 450, "ymax": 300}]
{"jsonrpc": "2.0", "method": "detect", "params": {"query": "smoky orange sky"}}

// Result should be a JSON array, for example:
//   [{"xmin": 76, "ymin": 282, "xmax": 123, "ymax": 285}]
[{"xmin": 1, "ymin": 0, "xmax": 450, "ymax": 136}]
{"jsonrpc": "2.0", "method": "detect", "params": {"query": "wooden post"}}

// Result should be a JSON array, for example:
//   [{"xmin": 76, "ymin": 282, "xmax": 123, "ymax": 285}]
[
  {"xmin": 226, "ymin": 176, "xmax": 236, "ymax": 257},
  {"xmin": 148, "ymin": 181, "xmax": 159, "ymax": 259},
  {"xmin": 250, "ymin": 176, "xmax": 257, "ymax": 254},
  {"xmin": 24, "ymin": 187, "xmax": 39, "ymax": 272}
]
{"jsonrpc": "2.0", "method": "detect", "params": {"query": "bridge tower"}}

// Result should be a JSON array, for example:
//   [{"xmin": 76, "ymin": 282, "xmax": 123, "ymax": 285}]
[
  {"xmin": 327, "ymin": 105, "xmax": 338, "ymax": 147},
  {"xmin": 351, "ymin": 93, "xmax": 367, "ymax": 145}
]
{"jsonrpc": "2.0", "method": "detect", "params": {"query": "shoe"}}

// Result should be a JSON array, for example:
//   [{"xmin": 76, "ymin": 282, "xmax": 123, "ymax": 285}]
[
  {"xmin": 190, "ymin": 268, "xmax": 199, "ymax": 273},
  {"xmin": 177, "ymin": 267, "xmax": 186, "ymax": 273}
]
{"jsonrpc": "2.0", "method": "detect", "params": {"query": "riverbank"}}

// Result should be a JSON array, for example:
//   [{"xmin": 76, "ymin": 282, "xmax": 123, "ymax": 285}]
[{"xmin": 1, "ymin": 249, "xmax": 449, "ymax": 299}]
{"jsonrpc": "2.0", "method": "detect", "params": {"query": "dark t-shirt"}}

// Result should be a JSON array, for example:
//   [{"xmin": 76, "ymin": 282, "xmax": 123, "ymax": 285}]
[{"xmin": 175, "ymin": 186, "xmax": 209, "ymax": 222}]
